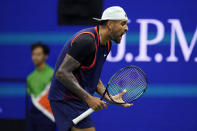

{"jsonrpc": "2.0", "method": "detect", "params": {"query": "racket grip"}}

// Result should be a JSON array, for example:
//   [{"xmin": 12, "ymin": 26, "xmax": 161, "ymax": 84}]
[{"xmin": 72, "ymin": 108, "xmax": 95, "ymax": 125}]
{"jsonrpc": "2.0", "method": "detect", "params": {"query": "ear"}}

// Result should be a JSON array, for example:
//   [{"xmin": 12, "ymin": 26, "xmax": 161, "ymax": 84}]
[{"xmin": 106, "ymin": 20, "xmax": 113, "ymax": 30}]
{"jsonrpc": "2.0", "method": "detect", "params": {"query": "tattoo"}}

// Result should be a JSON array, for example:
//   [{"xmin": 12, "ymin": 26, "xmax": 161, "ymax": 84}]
[{"xmin": 55, "ymin": 54, "xmax": 90, "ymax": 100}]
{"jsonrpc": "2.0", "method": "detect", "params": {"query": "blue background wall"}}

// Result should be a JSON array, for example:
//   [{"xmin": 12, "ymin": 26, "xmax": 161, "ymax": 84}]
[{"xmin": 0, "ymin": 0, "xmax": 197, "ymax": 131}]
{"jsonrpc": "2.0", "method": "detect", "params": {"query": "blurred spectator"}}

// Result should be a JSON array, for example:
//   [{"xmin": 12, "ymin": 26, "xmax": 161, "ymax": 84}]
[{"xmin": 26, "ymin": 42, "xmax": 56, "ymax": 131}]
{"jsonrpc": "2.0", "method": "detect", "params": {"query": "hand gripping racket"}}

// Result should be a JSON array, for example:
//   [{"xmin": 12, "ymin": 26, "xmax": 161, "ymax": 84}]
[{"xmin": 72, "ymin": 66, "xmax": 148, "ymax": 125}]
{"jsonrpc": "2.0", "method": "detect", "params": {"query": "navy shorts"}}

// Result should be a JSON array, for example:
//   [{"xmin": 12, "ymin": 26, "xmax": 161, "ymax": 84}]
[{"xmin": 50, "ymin": 100, "xmax": 94, "ymax": 131}]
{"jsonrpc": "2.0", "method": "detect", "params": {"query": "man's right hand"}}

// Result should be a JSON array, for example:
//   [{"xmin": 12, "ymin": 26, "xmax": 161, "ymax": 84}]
[{"xmin": 85, "ymin": 95, "xmax": 107, "ymax": 111}]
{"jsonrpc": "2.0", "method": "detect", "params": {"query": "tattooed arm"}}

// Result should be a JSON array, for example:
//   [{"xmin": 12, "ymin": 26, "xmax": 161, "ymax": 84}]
[{"xmin": 55, "ymin": 54, "xmax": 107, "ymax": 110}]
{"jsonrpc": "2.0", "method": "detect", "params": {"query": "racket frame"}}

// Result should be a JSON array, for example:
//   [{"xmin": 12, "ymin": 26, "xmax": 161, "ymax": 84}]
[
  {"xmin": 72, "ymin": 66, "xmax": 148, "ymax": 125},
  {"xmin": 106, "ymin": 66, "xmax": 148, "ymax": 104}
]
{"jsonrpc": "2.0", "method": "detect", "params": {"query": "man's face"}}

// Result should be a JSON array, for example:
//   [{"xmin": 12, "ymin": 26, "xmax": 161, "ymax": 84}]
[
  {"xmin": 32, "ymin": 47, "xmax": 47, "ymax": 66},
  {"xmin": 108, "ymin": 20, "xmax": 128, "ymax": 43}
]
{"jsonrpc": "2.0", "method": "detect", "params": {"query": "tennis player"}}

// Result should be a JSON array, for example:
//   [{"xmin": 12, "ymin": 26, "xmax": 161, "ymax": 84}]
[{"xmin": 49, "ymin": 6, "xmax": 132, "ymax": 131}]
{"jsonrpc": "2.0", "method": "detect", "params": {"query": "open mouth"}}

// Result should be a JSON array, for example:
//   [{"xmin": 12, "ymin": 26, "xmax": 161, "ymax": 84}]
[{"xmin": 120, "ymin": 32, "xmax": 126, "ymax": 37}]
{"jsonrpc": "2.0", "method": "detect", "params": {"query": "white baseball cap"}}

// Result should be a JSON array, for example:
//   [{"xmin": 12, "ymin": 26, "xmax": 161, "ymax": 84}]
[{"xmin": 93, "ymin": 6, "xmax": 128, "ymax": 21}]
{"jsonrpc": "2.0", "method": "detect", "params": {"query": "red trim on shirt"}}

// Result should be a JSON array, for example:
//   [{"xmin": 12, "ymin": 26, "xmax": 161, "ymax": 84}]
[
  {"xmin": 94, "ymin": 26, "xmax": 100, "ymax": 45},
  {"xmin": 70, "ymin": 32, "xmax": 97, "ymax": 69},
  {"xmin": 107, "ymin": 41, "xmax": 110, "ymax": 52},
  {"xmin": 70, "ymin": 32, "xmax": 95, "ymax": 47}
]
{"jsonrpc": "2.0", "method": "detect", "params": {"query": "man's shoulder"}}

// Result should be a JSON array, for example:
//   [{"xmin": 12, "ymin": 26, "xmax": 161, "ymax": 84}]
[
  {"xmin": 64, "ymin": 27, "xmax": 96, "ymax": 47},
  {"xmin": 71, "ymin": 32, "xmax": 96, "ymax": 52},
  {"xmin": 73, "ymin": 27, "xmax": 96, "ymax": 41},
  {"xmin": 75, "ymin": 33, "xmax": 95, "ymax": 44}
]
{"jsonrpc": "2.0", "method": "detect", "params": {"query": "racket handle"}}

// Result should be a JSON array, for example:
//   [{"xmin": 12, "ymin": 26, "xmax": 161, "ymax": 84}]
[{"xmin": 72, "ymin": 108, "xmax": 95, "ymax": 125}]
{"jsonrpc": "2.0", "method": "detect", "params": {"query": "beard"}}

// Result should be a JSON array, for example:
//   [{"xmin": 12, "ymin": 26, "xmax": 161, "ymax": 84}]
[
  {"xmin": 112, "ymin": 34, "xmax": 122, "ymax": 43},
  {"xmin": 109, "ymin": 28, "xmax": 124, "ymax": 44}
]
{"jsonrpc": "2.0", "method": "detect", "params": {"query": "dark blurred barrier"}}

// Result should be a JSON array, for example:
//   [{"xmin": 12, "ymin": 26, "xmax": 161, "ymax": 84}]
[
  {"xmin": 0, "ymin": 119, "xmax": 26, "ymax": 131},
  {"xmin": 0, "ymin": 78, "xmax": 26, "ymax": 82},
  {"xmin": 58, "ymin": 0, "xmax": 103, "ymax": 25}
]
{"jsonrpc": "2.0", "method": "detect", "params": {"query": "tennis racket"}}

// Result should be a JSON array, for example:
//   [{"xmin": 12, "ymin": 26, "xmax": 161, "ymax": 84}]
[{"xmin": 72, "ymin": 66, "xmax": 148, "ymax": 125}]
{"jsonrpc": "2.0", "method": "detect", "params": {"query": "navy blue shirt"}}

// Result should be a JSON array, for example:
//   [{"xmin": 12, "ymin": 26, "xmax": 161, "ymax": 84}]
[{"xmin": 48, "ymin": 26, "xmax": 111, "ymax": 101}]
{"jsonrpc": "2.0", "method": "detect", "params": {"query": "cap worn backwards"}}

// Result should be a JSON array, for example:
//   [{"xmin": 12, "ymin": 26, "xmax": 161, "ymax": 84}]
[{"xmin": 93, "ymin": 6, "xmax": 128, "ymax": 21}]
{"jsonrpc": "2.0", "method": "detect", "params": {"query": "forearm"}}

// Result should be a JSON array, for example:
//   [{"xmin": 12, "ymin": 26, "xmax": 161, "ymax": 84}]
[
  {"xmin": 56, "ymin": 54, "xmax": 91, "ymax": 101},
  {"xmin": 96, "ymin": 80, "xmax": 111, "ymax": 102},
  {"xmin": 56, "ymin": 71, "xmax": 91, "ymax": 100}
]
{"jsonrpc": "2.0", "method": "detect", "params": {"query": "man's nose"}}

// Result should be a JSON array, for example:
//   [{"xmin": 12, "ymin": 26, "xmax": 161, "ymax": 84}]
[{"xmin": 125, "ymin": 25, "xmax": 128, "ymax": 32}]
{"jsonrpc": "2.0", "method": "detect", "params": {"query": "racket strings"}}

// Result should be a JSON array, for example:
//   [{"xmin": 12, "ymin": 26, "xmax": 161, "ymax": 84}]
[
  {"xmin": 107, "ymin": 67, "xmax": 147, "ymax": 103},
  {"xmin": 121, "ymin": 71, "xmax": 145, "ymax": 101},
  {"xmin": 125, "ymin": 70, "xmax": 146, "ymax": 100}
]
